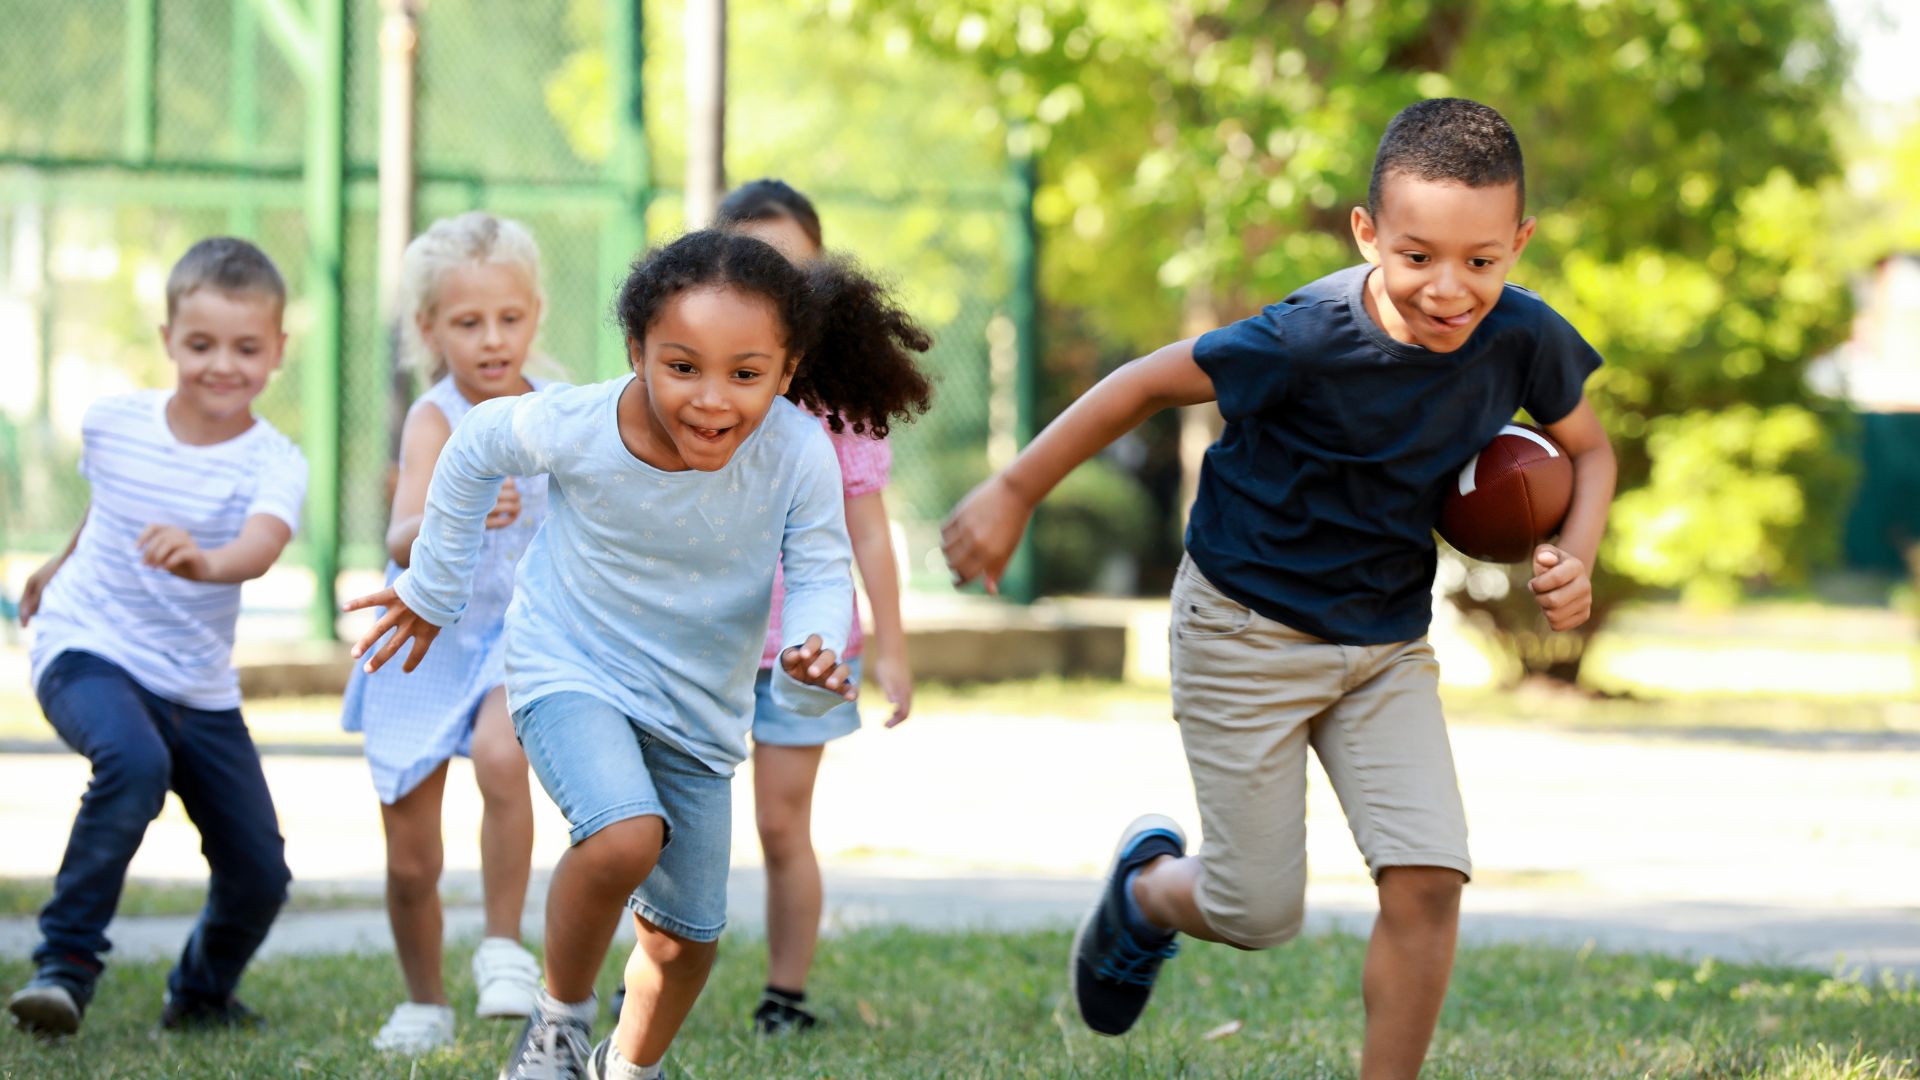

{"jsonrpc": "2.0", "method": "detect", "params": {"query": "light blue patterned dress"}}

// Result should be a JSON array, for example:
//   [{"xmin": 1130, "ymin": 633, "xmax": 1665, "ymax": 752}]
[{"xmin": 341, "ymin": 375, "xmax": 550, "ymax": 803}]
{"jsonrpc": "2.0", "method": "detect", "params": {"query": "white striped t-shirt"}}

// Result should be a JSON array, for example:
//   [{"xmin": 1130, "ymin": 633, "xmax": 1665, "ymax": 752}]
[{"xmin": 27, "ymin": 390, "xmax": 308, "ymax": 710}]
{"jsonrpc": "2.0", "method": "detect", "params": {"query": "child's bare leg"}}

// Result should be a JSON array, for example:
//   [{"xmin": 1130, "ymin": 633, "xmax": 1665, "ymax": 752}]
[
  {"xmin": 1129, "ymin": 855, "xmax": 1243, "ymax": 944},
  {"xmin": 752, "ymin": 742, "xmax": 825, "ymax": 991},
  {"xmin": 380, "ymin": 762, "xmax": 452, "ymax": 1003},
  {"xmin": 615, "ymin": 914, "xmax": 719, "ymax": 1066},
  {"xmin": 470, "ymin": 687, "xmax": 533, "ymax": 940},
  {"xmin": 1360, "ymin": 866, "xmax": 1463, "ymax": 1080},
  {"xmin": 541, "ymin": 816, "xmax": 664, "ymax": 1002}
]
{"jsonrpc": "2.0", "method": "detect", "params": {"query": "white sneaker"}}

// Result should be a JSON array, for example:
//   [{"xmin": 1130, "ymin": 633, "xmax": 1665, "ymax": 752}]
[
  {"xmin": 472, "ymin": 938, "xmax": 541, "ymax": 1019},
  {"xmin": 372, "ymin": 1001, "xmax": 455, "ymax": 1054}
]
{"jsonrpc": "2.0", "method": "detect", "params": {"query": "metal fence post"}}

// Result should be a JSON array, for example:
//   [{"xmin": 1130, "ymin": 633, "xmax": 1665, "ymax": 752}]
[
  {"xmin": 123, "ymin": 0, "xmax": 157, "ymax": 162},
  {"xmin": 303, "ymin": 0, "xmax": 346, "ymax": 639},
  {"xmin": 999, "ymin": 140, "xmax": 1040, "ymax": 604},
  {"xmin": 228, "ymin": 0, "xmax": 261, "ymax": 237},
  {"xmin": 377, "ymin": 0, "xmax": 419, "ymax": 470},
  {"xmin": 599, "ymin": 0, "xmax": 651, "ymax": 379}
]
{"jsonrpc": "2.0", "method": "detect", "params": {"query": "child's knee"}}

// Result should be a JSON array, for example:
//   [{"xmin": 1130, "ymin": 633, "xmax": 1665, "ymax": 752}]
[
  {"xmin": 211, "ymin": 858, "xmax": 291, "ymax": 917},
  {"xmin": 1210, "ymin": 889, "xmax": 1307, "ymax": 951},
  {"xmin": 576, "ymin": 816, "xmax": 665, "ymax": 886},
  {"xmin": 471, "ymin": 730, "xmax": 528, "ymax": 792},
  {"xmin": 93, "ymin": 748, "xmax": 171, "ymax": 816},
  {"xmin": 1378, "ymin": 865, "xmax": 1466, "ymax": 924},
  {"xmin": 386, "ymin": 845, "xmax": 444, "ymax": 900},
  {"xmin": 630, "ymin": 927, "xmax": 717, "ymax": 978},
  {"xmin": 754, "ymin": 806, "xmax": 810, "ymax": 861}
]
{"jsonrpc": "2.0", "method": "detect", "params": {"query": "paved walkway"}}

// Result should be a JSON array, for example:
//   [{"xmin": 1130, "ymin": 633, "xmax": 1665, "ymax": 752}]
[
  {"xmin": 2, "ymin": 701, "xmax": 1916, "ymax": 975},
  {"xmin": 7, "ymin": 870, "xmax": 1911, "ymax": 977}
]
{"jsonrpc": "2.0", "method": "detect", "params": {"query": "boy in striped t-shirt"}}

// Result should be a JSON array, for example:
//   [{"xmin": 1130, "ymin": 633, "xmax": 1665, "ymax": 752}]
[{"xmin": 9, "ymin": 238, "xmax": 308, "ymax": 1039}]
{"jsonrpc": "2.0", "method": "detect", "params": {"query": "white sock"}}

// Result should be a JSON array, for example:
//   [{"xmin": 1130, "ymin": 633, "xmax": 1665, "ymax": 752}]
[
  {"xmin": 606, "ymin": 1040, "xmax": 663, "ymax": 1080},
  {"xmin": 534, "ymin": 987, "xmax": 596, "ymax": 1024}
]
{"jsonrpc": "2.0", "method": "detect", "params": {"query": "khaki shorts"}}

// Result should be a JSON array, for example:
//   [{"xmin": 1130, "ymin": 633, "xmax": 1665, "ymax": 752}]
[{"xmin": 1169, "ymin": 555, "xmax": 1471, "ymax": 950}]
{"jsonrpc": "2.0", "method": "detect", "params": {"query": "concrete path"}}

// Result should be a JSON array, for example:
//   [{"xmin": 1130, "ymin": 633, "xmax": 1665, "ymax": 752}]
[
  {"xmin": 6, "ymin": 869, "xmax": 1912, "ymax": 977},
  {"xmin": 2, "ymin": 701, "xmax": 1916, "ymax": 976}
]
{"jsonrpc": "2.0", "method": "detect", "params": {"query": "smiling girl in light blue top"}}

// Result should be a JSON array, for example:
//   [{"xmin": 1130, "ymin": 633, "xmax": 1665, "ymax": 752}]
[{"xmin": 346, "ymin": 229, "xmax": 933, "ymax": 1080}]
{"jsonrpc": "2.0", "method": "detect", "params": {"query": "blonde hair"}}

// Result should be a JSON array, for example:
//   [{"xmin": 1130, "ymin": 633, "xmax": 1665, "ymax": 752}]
[{"xmin": 397, "ymin": 211, "xmax": 544, "ymax": 381}]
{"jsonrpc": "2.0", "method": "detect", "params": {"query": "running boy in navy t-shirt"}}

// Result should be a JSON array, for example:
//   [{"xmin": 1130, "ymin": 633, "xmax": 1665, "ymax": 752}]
[{"xmin": 943, "ymin": 98, "xmax": 1617, "ymax": 1077}]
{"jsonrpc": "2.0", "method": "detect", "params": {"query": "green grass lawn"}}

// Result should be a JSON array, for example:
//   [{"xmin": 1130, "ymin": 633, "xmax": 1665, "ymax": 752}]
[{"xmin": 2, "ymin": 930, "xmax": 1913, "ymax": 1079}]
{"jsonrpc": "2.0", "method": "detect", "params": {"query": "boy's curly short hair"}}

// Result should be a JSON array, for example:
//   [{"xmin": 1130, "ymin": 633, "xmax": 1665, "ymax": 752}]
[
  {"xmin": 165, "ymin": 237, "xmax": 287, "ymax": 320},
  {"xmin": 1368, "ymin": 98, "xmax": 1525, "ymax": 219}
]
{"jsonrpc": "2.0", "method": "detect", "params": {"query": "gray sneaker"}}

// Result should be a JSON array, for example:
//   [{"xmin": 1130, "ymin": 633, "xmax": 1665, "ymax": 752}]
[
  {"xmin": 499, "ymin": 1008, "xmax": 592, "ymax": 1080},
  {"xmin": 8, "ymin": 975, "xmax": 86, "ymax": 1037}
]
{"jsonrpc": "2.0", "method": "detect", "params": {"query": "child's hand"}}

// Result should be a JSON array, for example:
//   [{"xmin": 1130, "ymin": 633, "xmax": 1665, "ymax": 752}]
[
  {"xmin": 485, "ymin": 478, "xmax": 522, "ymax": 530},
  {"xmin": 138, "ymin": 524, "xmax": 213, "ymax": 581},
  {"xmin": 1529, "ymin": 544, "xmax": 1592, "ymax": 631},
  {"xmin": 17, "ymin": 558, "xmax": 60, "ymax": 627},
  {"xmin": 870, "ymin": 644, "xmax": 913, "ymax": 728},
  {"xmin": 940, "ymin": 474, "xmax": 1034, "ymax": 594},
  {"xmin": 343, "ymin": 587, "xmax": 443, "ymax": 673},
  {"xmin": 781, "ymin": 634, "xmax": 858, "ymax": 702}
]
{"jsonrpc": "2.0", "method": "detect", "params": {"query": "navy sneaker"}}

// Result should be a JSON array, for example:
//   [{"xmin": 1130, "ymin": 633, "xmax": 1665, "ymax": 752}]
[
  {"xmin": 159, "ymin": 992, "xmax": 264, "ymax": 1031},
  {"xmin": 752, "ymin": 990, "xmax": 818, "ymax": 1035},
  {"xmin": 8, "ymin": 970, "xmax": 91, "ymax": 1037},
  {"xmin": 1069, "ymin": 814, "xmax": 1187, "ymax": 1036},
  {"xmin": 499, "ymin": 1007, "xmax": 592, "ymax": 1080}
]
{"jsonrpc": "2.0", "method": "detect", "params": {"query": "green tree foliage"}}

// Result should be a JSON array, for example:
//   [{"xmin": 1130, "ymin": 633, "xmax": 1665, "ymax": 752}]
[{"xmin": 827, "ymin": 0, "xmax": 1860, "ymax": 670}]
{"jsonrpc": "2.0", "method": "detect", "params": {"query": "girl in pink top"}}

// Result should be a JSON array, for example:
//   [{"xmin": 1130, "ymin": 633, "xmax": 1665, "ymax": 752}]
[{"xmin": 720, "ymin": 180, "xmax": 915, "ymax": 1033}]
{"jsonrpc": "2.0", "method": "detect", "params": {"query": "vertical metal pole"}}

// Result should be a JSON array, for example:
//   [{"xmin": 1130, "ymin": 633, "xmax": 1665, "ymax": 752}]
[
  {"xmin": 599, "ymin": 0, "xmax": 651, "ymax": 379},
  {"xmin": 123, "ymin": 0, "xmax": 158, "ymax": 162},
  {"xmin": 303, "ymin": 0, "xmax": 346, "ymax": 639},
  {"xmin": 25, "ymin": 201, "xmax": 53, "ymax": 429},
  {"xmin": 1000, "ymin": 143, "xmax": 1040, "ymax": 604},
  {"xmin": 228, "ymin": 0, "xmax": 261, "ymax": 237},
  {"xmin": 228, "ymin": 0, "xmax": 260, "ymax": 237},
  {"xmin": 377, "ymin": 0, "xmax": 419, "ymax": 463},
  {"xmin": 682, "ymin": 0, "xmax": 725, "ymax": 227}
]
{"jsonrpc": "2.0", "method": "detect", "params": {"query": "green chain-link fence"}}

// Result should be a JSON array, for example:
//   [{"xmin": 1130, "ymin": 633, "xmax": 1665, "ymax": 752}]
[{"xmin": 0, "ymin": 0, "xmax": 1032, "ymax": 636}]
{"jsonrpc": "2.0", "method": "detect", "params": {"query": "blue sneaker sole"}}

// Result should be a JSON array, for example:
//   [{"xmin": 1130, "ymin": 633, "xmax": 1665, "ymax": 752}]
[{"xmin": 1068, "ymin": 813, "xmax": 1187, "ymax": 1035}]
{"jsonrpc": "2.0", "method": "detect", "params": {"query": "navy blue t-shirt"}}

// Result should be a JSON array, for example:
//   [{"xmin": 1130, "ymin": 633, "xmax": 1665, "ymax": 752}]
[{"xmin": 1187, "ymin": 264, "xmax": 1601, "ymax": 646}]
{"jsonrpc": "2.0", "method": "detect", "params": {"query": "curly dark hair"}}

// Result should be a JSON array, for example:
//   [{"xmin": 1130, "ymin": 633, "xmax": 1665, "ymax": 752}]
[
  {"xmin": 614, "ymin": 230, "xmax": 933, "ymax": 439},
  {"xmin": 1367, "ymin": 98, "xmax": 1525, "ymax": 220}
]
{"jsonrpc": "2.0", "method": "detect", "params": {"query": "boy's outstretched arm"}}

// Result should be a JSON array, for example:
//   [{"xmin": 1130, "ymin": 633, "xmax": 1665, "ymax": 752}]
[
  {"xmin": 18, "ymin": 508, "xmax": 88, "ymax": 626},
  {"xmin": 942, "ymin": 339, "xmax": 1215, "ymax": 591},
  {"xmin": 1531, "ymin": 396, "xmax": 1616, "ymax": 631},
  {"xmin": 138, "ymin": 515, "xmax": 292, "ymax": 584}
]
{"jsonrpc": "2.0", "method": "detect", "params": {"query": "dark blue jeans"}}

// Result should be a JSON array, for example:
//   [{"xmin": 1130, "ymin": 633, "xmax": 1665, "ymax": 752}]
[{"xmin": 32, "ymin": 650, "xmax": 290, "ymax": 1004}]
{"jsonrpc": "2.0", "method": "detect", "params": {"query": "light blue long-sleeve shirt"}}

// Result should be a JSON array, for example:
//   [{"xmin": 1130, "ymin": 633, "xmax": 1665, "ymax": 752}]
[{"xmin": 393, "ymin": 376, "xmax": 853, "ymax": 774}]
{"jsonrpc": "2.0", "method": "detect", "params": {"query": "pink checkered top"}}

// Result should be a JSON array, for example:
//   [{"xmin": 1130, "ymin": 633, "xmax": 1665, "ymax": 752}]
[{"xmin": 760, "ymin": 412, "xmax": 893, "ymax": 668}]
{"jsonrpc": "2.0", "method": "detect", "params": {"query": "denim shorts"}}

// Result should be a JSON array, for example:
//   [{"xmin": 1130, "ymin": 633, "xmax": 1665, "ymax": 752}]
[
  {"xmin": 513, "ymin": 692, "xmax": 731, "ymax": 943},
  {"xmin": 750, "ymin": 657, "xmax": 862, "ymax": 747}
]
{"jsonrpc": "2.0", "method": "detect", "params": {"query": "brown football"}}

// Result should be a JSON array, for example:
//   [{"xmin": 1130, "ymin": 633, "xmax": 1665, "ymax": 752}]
[{"xmin": 1437, "ymin": 423, "xmax": 1573, "ymax": 564}]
